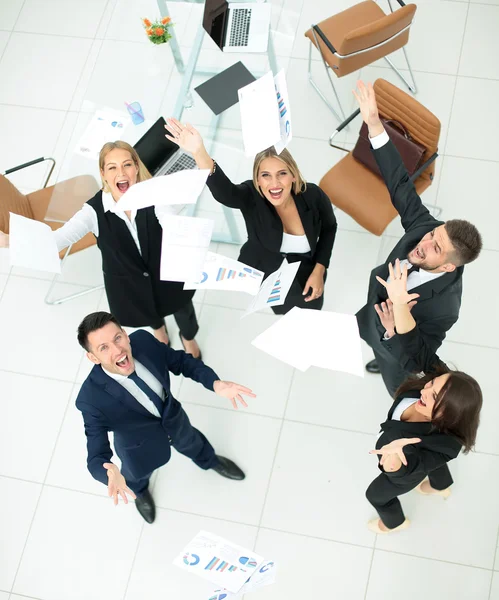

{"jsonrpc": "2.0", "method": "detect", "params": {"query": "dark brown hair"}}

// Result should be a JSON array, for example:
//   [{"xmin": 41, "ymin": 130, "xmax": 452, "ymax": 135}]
[
  {"xmin": 77, "ymin": 311, "xmax": 122, "ymax": 352},
  {"xmin": 395, "ymin": 366, "xmax": 482, "ymax": 453},
  {"xmin": 445, "ymin": 219, "xmax": 482, "ymax": 266}
]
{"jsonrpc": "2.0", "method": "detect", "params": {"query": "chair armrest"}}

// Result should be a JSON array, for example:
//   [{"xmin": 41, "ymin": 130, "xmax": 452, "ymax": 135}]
[
  {"xmin": 394, "ymin": 0, "xmax": 406, "ymax": 6},
  {"xmin": 329, "ymin": 108, "xmax": 361, "ymax": 151},
  {"xmin": 312, "ymin": 24, "xmax": 337, "ymax": 54},
  {"xmin": 409, "ymin": 152, "xmax": 438, "ymax": 182},
  {"xmin": 3, "ymin": 157, "xmax": 56, "ymax": 189}
]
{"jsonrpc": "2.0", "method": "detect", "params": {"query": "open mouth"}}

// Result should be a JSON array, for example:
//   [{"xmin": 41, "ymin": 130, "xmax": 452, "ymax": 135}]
[
  {"xmin": 268, "ymin": 188, "xmax": 283, "ymax": 201},
  {"xmin": 415, "ymin": 246, "xmax": 424, "ymax": 260},
  {"xmin": 116, "ymin": 180, "xmax": 130, "ymax": 193},
  {"xmin": 417, "ymin": 397, "xmax": 427, "ymax": 407},
  {"xmin": 116, "ymin": 354, "xmax": 130, "ymax": 370}
]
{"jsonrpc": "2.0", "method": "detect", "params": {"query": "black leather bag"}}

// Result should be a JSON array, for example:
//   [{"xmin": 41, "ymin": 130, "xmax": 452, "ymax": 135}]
[{"xmin": 352, "ymin": 119, "xmax": 426, "ymax": 177}]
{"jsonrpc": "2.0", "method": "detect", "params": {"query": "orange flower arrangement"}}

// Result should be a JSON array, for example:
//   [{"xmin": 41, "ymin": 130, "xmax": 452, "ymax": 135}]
[{"xmin": 142, "ymin": 16, "xmax": 173, "ymax": 45}]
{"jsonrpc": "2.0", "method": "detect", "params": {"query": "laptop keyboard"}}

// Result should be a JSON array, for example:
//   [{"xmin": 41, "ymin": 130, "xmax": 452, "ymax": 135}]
[
  {"xmin": 164, "ymin": 154, "xmax": 197, "ymax": 175},
  {"xmin": 228, "ymin": 8, "xmax": 251, "ymax": 47}
]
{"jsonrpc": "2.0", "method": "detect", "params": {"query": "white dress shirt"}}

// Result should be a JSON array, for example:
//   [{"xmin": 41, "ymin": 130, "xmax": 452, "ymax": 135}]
[
  {"xmin": 52, "ymin": 190, "xmax": 185, "ymax": 253},
  {"xmin": 103, "ymin": 359, "xmax": 165, "ymax": 418}
]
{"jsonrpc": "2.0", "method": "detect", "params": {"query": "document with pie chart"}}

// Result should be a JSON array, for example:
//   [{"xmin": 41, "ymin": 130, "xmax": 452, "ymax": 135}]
[{"xmin": 173, "ymin": 530, "xmax": 264, "ymax": 593}]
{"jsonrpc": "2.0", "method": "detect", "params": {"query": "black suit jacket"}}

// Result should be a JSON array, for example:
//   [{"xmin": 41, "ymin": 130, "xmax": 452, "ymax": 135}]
[
  {"xmin": 75, "ymin": 330, "xmax": 219, "ymax": 485},
  {"xmin": 356, "ymin": 141, "xmax": 463, "ymax": 374},
  {"xmin": 206, "ymin": 164, "xmax": 337, "ymax": 280},
  {"xmin": 376, "ymin": 392, "xmax": 462, "ymax": 483}
]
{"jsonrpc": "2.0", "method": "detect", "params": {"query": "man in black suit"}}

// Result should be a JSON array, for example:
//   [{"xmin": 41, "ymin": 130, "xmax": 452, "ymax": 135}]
[
  {"xmin": 76, "ymin": 311, "xmax": 255, "ymax": 523},
  {"xmin": 354, "ymin": 81, "xmax": 483, "ymax": 396}
]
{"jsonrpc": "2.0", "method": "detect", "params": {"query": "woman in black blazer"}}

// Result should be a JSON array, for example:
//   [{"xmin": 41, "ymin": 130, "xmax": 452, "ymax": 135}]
[
  {"xmin": 365, "ymin": 261, "xmax": 483, "ymax": 534},
  {"xmin": 165, "ymin": 118, "xmax": 337, "ymax": 314}
]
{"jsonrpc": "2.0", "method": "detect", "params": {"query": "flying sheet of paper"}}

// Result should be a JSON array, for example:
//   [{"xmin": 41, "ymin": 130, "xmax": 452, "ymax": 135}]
[
  {"xmin": 208, "ymin": 560, "xmax": 277, "ymax": 599},
  {"xmin": 183, "ymin": 251, "xmax": 264, "ymax": 295},
  {"xmin": 244, "ymin": 259, "xmax": 300, "ymax": 317},
  {"xmin": 8, "ymin": 213, "xmax": 61, "ymax": 274},
  {"xmin": 273, "ymin": 70, "xmax": 292, "ymax": 155},
  {"xmin": 251, "ymin": 306, "xmax": 312, "ymax": 371},
  {"xmin": 160, "ymin": 216, "xmax": 213, "ymax": 282},
  {"xmin": 173, "ymin": 530, "xmax": 264, "ymax": 593},
  {"xmin": 75, "ymin": 109, "xmax": 131, "ymax": 160},
  {"xmin": 112, "ymin": 169, "xmax": 209, "ymax": 212},
  {"xmin": 252, "ymin": 307, "xmax": 365, "ymax": 376},
  {"xmin": 302, "ymin": 310, "xmax": 364, "ymax": 377},
  {"xmin": 238, "ymin": 71, "xmax": 281, "ymax": 157}
]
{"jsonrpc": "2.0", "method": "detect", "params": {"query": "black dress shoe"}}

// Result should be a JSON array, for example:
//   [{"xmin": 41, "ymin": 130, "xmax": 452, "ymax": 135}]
[
  {"xmin": 365, "ymin": 359, "xmax": 380, "ymax": 374},
  {"xmin": 135, "ymin": 488, "xmax": 156, "ymax": 523},
  {"xmin": 212, "ymin": 456, "xmax": 245, "ymax": 481}
]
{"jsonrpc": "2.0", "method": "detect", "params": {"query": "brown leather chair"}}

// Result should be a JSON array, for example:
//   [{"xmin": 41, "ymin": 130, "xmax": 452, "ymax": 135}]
[
  {"xmin": 0, "ymin": 157, "xmax": 101, "ymax": 303},
  {"xmin": 319, "ymin": 79, "xmax": 441, "ymax": 236},
  {"xmin": 305, "ymin": 0, "xmax": 417, "ymax": 122}
]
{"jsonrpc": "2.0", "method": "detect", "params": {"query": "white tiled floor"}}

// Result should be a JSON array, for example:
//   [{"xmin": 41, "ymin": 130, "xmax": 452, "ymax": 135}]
[{"xmin": 1, "ymin": 1, "xmax": 498, "ymax": 599}]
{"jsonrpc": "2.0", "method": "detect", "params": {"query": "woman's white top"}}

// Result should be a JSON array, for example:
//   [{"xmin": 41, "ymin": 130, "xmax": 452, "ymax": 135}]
[
  {"xmin": 52, "ymin": 191, "xmax": 184, "ymax": 255},
  {"xmin": 279, "ymin": 232, "xmax": 311, "ymax": 254},
  {"xmin": 376, "ymin": 397, "xmax": 417, "ymax": 441}
]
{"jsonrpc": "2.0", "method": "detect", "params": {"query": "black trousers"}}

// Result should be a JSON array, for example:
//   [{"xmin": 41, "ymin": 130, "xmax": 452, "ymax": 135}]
[
  {"xmin": 366, "ymin": 463, "xmax": 454, "ymax": 529},
  {"xmin": 373, "ymin": 349, "xmax": 412, "ymax": 398},
  {"xmin": 122, "ymin": 406, "xmax": 217, "ymax": 496},
  {"xmin": 151, "ymin": 299, "xmax": 199, "ymax": 341}
]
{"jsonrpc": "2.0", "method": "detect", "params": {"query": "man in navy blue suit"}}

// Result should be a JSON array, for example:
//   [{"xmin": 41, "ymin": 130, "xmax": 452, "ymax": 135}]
[{"xmin": 76, "ymin": 311, "xmax": 255, "ymax": 523}]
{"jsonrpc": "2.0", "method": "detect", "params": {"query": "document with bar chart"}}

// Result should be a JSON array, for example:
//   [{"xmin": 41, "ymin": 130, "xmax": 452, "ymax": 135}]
[
  {"xmin": 183, "ymin": 251, "xmax": 264, "ymax": 295},
  {"xmin": 173, "ymin": 530, "xmax": 264, "ymax": 593},
  {"xmin": 243, "ymin": 258, "xmax": 300, "ymax": 317}
]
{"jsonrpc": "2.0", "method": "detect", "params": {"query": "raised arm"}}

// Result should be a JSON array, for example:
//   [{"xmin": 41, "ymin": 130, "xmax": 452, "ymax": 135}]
[
  {"xmin": 165, "ymin": 118, "xmax": 253, "ymax": 210},
  {"xmin": 353, "ymin": 81, "xmax": 436, "ymax": 232},
  {"xmin": 0, "ymin": 203, "xmax": 97, "ymax": 252}
]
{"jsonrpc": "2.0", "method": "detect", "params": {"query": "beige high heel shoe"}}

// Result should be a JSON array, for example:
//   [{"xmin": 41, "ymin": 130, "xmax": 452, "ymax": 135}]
[
  {"xmin": 416, "ymin": 479, "xmax": 451, "ymax": 499},
  {"xmin": 367, "ymin": 518, "xmax": 410, "ymax": 534}
]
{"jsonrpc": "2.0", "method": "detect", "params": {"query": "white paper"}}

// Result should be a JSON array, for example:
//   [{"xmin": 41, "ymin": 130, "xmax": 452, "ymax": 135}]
[
  {"xmin": 273, "ymin": 70, "xmax": 292, "ymax": 154},
  {"xmin": 75, "ymin": 110, "xmax": 131, "ymax": 160},
  {"xmin": 252, "ymin": 307, "xmax": 365, "ymax": 376},
  {"xmin": 244, "ymin": 259, "xmax": 300, "ymax": 317},
  {"xmin": 251, "ymin": 307, "xmax": 312, "ymax": 371},
  {"xmin": 112, "ymin": 169, "xmax": 209, "ymax": 212},
  {"xmin": 173, "ymin": 531, "xmax": 264, "ymax": 593},
  {"xmin": 303, "ymin": 311, "xmax": 364, "ymax": 377},
  {"xmin": 183, "ymin": 251, "xmax": 264, "ymax": 295},
  {"xmin": 9, "ymin": 213, "xmax": 61, "ymax": 274},
  {"xmin": 160, "ymin": 216, "xmax": 213, "ymax": 282},
  {"xmin": 208, "ymin": 560, "xmax": 277, "ymax": 599},
  {"xmin": 238, "ymin": 71, "xmax": 281, "ymax": 157}
]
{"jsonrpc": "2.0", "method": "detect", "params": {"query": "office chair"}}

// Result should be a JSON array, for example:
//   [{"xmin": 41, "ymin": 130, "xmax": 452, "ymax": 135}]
[
  {"xmin": 319, "ymin": 78, "xmax": 440, "ymax": 237},
  {"xmin": 305, "ymin": 0, "xmax": 417, "ymax": 122},
  {"xmin": 0, "ymin": 157, "xmax": 102, "ymax": 304}
]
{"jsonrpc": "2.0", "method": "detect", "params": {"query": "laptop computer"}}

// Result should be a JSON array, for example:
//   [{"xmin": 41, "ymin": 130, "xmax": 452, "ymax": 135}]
[
  {"xmin": 203, "ymin": 0, "xmax": 271, "ymax": 54},
  {"xmin": 133, "ymin": 117, "xmax": 197, "ymax": 177}
]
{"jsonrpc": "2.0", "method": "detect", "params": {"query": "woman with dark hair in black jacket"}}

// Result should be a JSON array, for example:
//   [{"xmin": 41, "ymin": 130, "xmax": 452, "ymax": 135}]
[{"xmin": 366, "ymin": 259, "xmax": 483, "ymax": 533}]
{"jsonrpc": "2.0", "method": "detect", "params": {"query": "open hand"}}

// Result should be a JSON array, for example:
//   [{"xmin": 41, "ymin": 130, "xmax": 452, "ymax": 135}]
[
  {"xmin": 352, "ymin": 80, "xmax": 384, "ymax": 136},
  {"xmin": 103, "ymin": 463, "xmax": 137, "ymax": 506},
  {"xmin": 374, "ymin": 297, "xmax": 417, "ymax": 337},
  {"xmin": 165, "ymin": 118, "xmax": 205, "ymax": 155},
  {"xmin": 370, "ymin": 438, "xmax": 421, "ymax": 467},
  {"xmin": 213, "ymin": 380, "xmax": 256, "ymax": 409},
  {"xmin": 376, "ymin": 259, "xmax": 420, "ymax": 306}
]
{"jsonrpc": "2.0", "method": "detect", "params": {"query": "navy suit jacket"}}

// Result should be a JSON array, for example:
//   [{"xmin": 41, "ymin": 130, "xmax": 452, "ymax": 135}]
[{"xmin": 76, "ymin": 329, "xmax": 219, "ymax": 486}]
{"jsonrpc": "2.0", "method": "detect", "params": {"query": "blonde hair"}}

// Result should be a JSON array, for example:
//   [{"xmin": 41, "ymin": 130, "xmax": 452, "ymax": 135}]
[
  {"xmin": 252, "ymin": 147, "xmax": 307, "ymax": 196},
  {"xmin": 99, "ymin": 140, "xmax": 152, "ymax": 193}
]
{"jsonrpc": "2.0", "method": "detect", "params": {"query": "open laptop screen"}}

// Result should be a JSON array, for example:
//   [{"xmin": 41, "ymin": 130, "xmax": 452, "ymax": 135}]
[
  {"xmin": 133, "ymin": 117, "xmax": 177, "ymax": 176},
  {"xmin": 203, "ymin": 0, "xmax": 229, "ymax": 50}
]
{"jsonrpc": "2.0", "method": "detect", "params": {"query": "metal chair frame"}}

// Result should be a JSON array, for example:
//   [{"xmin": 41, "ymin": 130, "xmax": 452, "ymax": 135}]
[{"xmin": 307, "ymin": 0, "xmax": 418, "ymax": 123}]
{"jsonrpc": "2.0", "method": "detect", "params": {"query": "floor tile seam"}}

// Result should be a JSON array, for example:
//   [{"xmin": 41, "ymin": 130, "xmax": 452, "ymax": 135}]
[
  {"xmin": 180, "ymin": 398, "xmax": 283, "ymax": 423},
  {"xmin": 1, "ymin": 272, "xmax": 102, "ymax": 291},
  {"xmin": 0, "ymin": 366, "xmax": 76, "ymax": 385},
  {"xmin": 0, "ymin": 29, "xmax": 13, "ymax": 64},
  {"xmin": 0, "ymin": 102, "xmax": 71, "ymax": 114},
  {"xmin": 121, "ymin": 520, "xmax": 146, "ymax": 600},
  {"xmin": 95, "ymin": 0, "xmax": 116, "ymax": 41},
  {"xmin": 488, "ymin": 527, "xmax": 499, "ymax": 599},
  {"xmin": 65, "ymin": 37, "xmax": 105, "ymax": 116},
  {"xmin": 363, "ymin": 545, "xmax": 376, "ymax": 600},
  {"xmin": 7, "ymin": 29, "xmax": 97, "ymax": 40},
  {"xmin": 254, "ymin": 369, "xmax": 297, "ymax": 544}
]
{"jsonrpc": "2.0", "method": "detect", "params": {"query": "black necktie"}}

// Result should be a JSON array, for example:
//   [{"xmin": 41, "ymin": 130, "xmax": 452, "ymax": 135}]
[
  {"xmin": 128, "ymin": 371, "xmax": 164, "ymax": 416},
  {"xmin": 379, "ymin": 261, "xmax": 418, "ymax": 300},
  {"xmin": 408, "ymin": 263, "xmax": 419, "ymax": 273}
]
